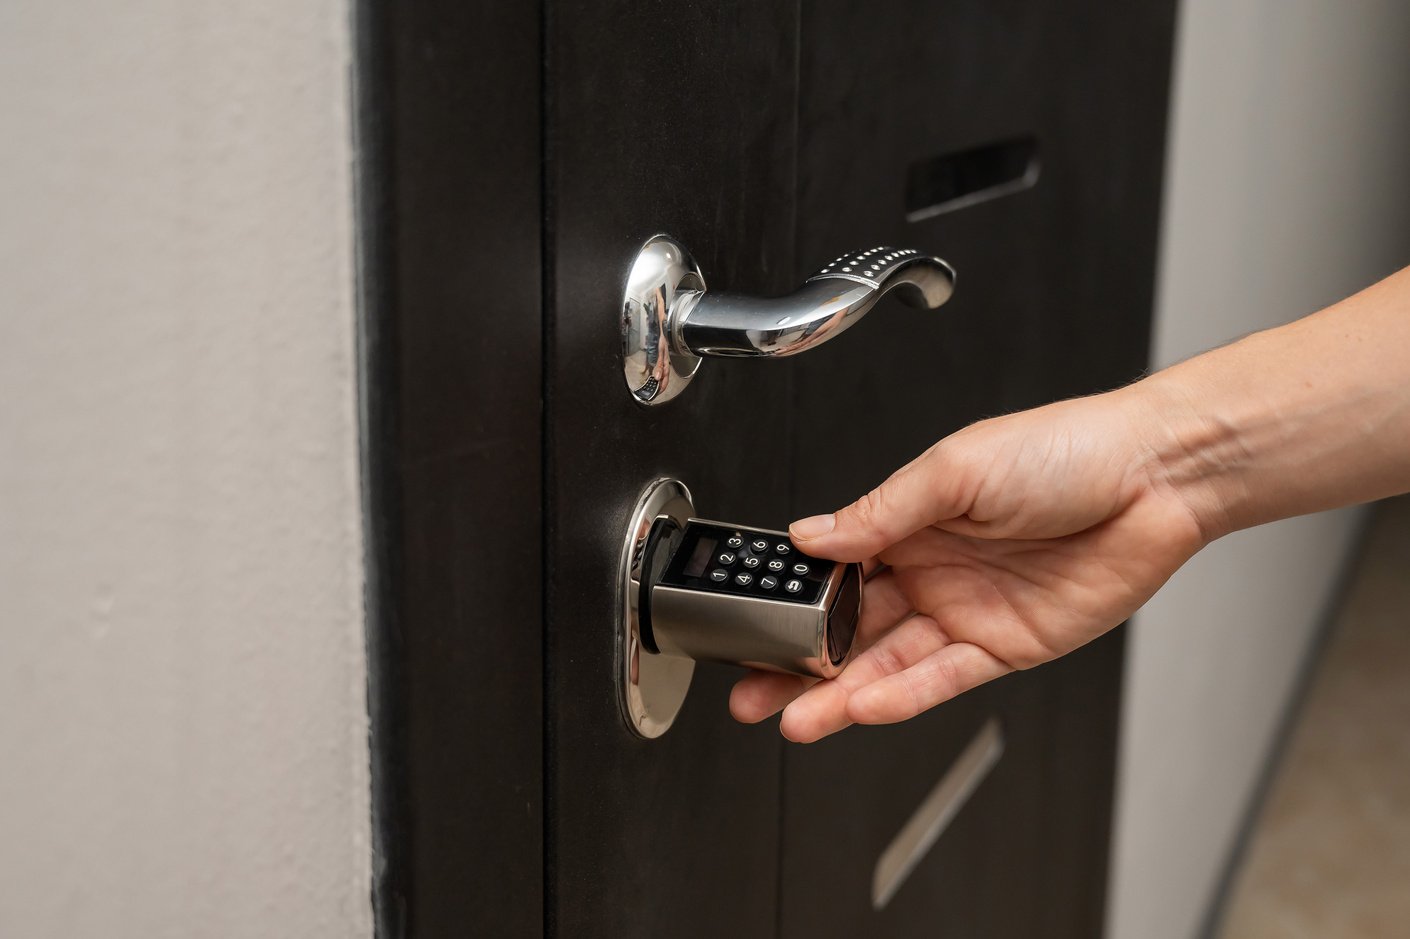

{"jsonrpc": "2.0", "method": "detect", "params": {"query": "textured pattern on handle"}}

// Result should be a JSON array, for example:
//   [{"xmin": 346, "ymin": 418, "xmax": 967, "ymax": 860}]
[{"xmin": 807, "ymin": 246, "xmax": 922, "ymax": 285}]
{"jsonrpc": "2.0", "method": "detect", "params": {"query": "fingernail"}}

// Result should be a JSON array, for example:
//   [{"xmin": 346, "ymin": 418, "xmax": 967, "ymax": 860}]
[{"xmin": 790, "ymin": 513, "xmax": 835, "ymax": 539}]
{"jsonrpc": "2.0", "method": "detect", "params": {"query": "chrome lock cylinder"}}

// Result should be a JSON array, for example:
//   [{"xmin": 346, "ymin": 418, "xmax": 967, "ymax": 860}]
[{"xmin": 618, "ymin": 478, "xmax": 862, "ymax": 738}]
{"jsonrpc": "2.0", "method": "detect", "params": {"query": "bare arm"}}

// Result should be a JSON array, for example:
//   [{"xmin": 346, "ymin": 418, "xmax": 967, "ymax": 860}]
[
  {"xmin": 731, "ymin": 265, "xmax": 1410, "ymax": 742},
  {"xmin": 1142, "ymin": 265, "xmax": 1410, "ymax": 538}
]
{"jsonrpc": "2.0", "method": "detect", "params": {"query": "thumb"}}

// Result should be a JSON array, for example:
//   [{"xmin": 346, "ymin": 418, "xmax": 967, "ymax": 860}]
[{"xmin": 789, "ymin": 445, "xmax": 969, "ymax": 562}]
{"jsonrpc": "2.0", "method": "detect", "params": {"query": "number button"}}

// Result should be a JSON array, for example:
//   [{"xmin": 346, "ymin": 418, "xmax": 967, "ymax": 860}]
[
  {"xmin": 791, "ymin": 562, "xmax": 810, "ymax": 576},
  {"xmin": 750, "ymin": 538, "xmax": 769, "ymax": 554},
  {"xmin": 760, "ymin": 575, "xmax": 779, "ymax": 590},
  {"xmin": 726, "ymin": 535, "xmax": 745, "ymax": 549},
  {"xmin": 717, "ymin": 551, "xmax": 737, "ymax": 566},
  {"xmin": 709, "ymin": 569, "xmax": 729, "ymax": 583},
  {"xmin": 774, "ymin": 543, "xmax": 792, "ymax": 556},
  {"xmin": 766, "ymin": 558, "xmax": 785, "ymax": 573},
  {"xmin": 784, "ymin": 579, "xmax": 803, "ymax": 594},
  {"xmin": 734, "ymin": 572, "xmax": 754, "ymax": 587},
  {"xmin": 741, "ymin": 555, "xmax": 761, "ymax": 570}
]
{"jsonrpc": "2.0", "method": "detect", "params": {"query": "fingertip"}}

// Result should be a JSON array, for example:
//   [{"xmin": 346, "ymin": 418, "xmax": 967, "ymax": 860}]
[
  {"xmin": 731, "ymin": 672, "xmax": 813, "ymax": 724},
  {"xmin": 788, "ymin": 513, "xmax": 836, "ymax": 541},
  {"xmin": 846, "ymin": 682, "xmax": 898, "ymax": 726},
  {"xmin": 792, "ymin": 499, "xmax": 893, "ymax": 563},
  {"xmin": 728, "ymin": 683, "xmax": 763, "ymax": 723},
  {"xmin": 779, "ymin": 681, "xmax": 855, "ymax": 743},
  {"xmin": 778, "ymin": 707, "xmax": 820, "ymax": 744},
  {"xmin": 787, "ymin": 532, "xmax": 884, "ymax": 565},
  {"xmin": 730, "ymin": 678, "xmax": 788, "ymax": 724}
]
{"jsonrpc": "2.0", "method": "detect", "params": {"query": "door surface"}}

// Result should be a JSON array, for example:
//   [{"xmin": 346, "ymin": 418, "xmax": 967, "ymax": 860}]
[
  {"xmin": 545, "ymin": 4, "xmax": 799, "ymax": 936},
  {"xmin": 781, "ymin": 3, "xmax": 1176, "ymax": 935},
  {"xmin": 364, "ymin": 2, "xmax": 1178, "ymax": 936}
]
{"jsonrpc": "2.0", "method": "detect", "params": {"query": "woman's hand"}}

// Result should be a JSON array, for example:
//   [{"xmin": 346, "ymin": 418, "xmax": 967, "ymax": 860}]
[
  {"xmin": 729, "ymin": 387, "xmax": 1209, "ymax": 742},
  {"xmin": 731, "ymin": 264, "xmax": 1410, "ymax": 742}
]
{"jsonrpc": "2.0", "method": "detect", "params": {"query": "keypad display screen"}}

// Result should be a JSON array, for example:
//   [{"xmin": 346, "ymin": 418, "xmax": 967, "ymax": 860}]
[
  {"xmin": 659, "ymin": 521, "xmax": 831, "ymax": 604},
  {"xmin": 682, "ymin": 536, "xmax": 717, "ymax": 579}
]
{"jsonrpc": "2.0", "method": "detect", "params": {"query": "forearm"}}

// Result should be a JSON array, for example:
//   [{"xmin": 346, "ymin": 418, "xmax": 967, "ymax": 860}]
[{"xmin": 1128, "ymin": 265, "xmax": 1410, "ymax": 539}]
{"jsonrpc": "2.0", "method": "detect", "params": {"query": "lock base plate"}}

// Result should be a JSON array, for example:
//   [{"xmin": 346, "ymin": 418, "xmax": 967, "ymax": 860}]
[
  {"xmin": 618, "ymin": 477, "xmax": 697, "ymax": 737},
  {"xmin": 621, "ymin": 235, "xmax": 703, "ymax": 406}
]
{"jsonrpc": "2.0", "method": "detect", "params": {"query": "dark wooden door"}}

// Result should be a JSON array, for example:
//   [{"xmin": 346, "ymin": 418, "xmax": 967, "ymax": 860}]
[{"xmin": 365, "ymin": 2, "xmax": 1177, "ymax": 937}]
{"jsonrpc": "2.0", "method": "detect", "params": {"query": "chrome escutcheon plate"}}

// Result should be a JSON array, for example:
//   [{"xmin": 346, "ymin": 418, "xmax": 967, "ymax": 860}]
[{"xmin": 617, "ymin": 477, "xmax": 697, "ymax": 737}]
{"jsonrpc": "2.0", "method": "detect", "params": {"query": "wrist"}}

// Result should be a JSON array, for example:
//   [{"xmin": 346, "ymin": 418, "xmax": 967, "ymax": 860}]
[
  {"xmin": 1117, "ymin": 365, "xmax": 1249, "ymax": 543},
  {"xmin": 1112, "ymin": 267, "xmax": 1410, "ymax": 541}
]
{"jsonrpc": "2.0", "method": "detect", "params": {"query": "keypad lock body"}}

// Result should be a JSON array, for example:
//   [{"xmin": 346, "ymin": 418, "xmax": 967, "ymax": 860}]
[{"xmin": 642, "ymin": 519, "xmax": 861, "ymax": 679}]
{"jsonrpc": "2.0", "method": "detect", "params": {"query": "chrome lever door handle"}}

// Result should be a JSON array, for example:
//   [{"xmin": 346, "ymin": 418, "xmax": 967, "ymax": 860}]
[
  {"xmin": 678, "ymin": 246, "xmax": 955, "ymax": 358},
  {"xmin": 622, "ymin": 235, "xmax": 956, "ymax": 405}
]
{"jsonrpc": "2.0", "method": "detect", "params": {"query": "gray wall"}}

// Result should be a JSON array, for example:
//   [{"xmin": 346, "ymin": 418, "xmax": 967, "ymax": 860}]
[
  {"xmin": 1108, "ymin": 2, "xmax": 1410, "ymax": 937},
  {"xmin": 0, "ymin": 2, "xmax": 370, "ymax": 936}
]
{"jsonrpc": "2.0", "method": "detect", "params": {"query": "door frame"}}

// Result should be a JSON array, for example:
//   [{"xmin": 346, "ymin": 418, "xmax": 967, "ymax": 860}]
[{"xmin": 357, "ymin": 1, "xmax": 546, "ymax": 935}]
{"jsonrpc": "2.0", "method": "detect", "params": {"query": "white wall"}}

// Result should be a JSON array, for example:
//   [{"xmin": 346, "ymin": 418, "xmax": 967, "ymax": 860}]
[
  {"xmin": 1108, "ymin": 3, "xmax": 1410, "ymax": 938},
  {"xmin": 0, "ymin": 2, "xmax": 370, "ymax": 937}
]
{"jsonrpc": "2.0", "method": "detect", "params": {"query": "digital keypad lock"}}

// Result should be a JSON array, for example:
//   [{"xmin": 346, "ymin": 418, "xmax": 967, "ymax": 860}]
[
  {"xmin": 619, "ymin": 478, "xmax": 862, "ymax": 737},
  {"xmin": 639, "ymin": 518, "xmax": 862, "ymax": 680}
]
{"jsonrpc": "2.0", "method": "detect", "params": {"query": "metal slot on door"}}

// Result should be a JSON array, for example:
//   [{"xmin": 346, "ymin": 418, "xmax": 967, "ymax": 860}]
[
  {"xmin": 904, "ymin": 136, "xmax": 1040, "ymax": 222},
  {"xmin": 872, "ymin": 717, "xmax": 1006, "ymax": 910}
]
